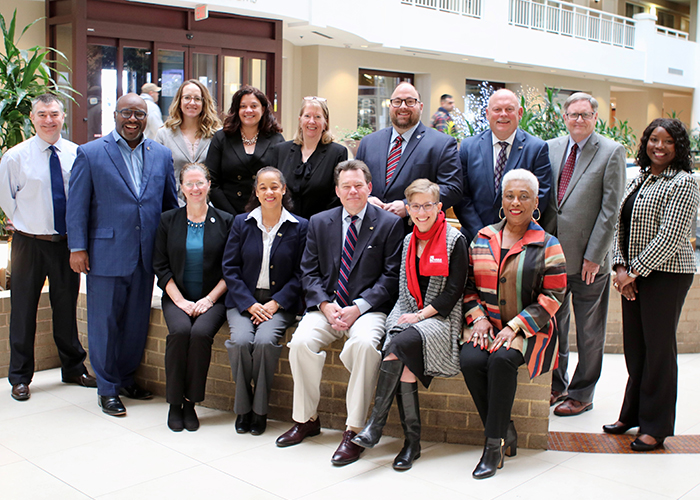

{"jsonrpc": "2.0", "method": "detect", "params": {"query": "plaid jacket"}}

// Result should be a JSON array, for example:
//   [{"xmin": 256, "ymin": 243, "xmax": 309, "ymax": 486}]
[
  {"xmin": 463, "ymin": 220, "xmax": 567, "ymax": 378},
  {"xmin": 612, "ymin": 169, "xmax": 699, "ymax": 276},
  {"xmin": 430, "ymin": 108, "xmax": 452, "ymax": 133}
]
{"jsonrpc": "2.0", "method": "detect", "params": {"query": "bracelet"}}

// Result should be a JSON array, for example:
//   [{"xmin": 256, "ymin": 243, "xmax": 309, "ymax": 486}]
[
  {"xmin": 417, "ymin": 311, "xmax": 425, "ymax": 321},
  {"xmin": 627, "ymin": 268, "xmax": 639, "ymax": 279},
  {"xmin": 472, "ymin": 316, "xmax": 488, "ymax": 325},
  {"xmin": 205, "ymin": 296, "xmax": 214, "ymax": 306}
]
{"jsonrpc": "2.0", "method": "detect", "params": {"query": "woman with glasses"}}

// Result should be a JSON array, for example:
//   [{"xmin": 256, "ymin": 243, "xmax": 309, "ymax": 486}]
[
  {"xmin": 206, "ymin": 85, "xmax": 284, "ymax": 216},
  {"xmin": 273, "ymin": 97, "xmax": 348, "ymax": 219},
  {"xmin": 352, "ymin": 179, "xmax": 467, "ymax": 471},
  {"xmin": 156, "ymin": 80, "xmax": 221, "ymax": 204},
  {"xmin": 153, "ymin": 163, "xmax": 233, "ymax": 432}
]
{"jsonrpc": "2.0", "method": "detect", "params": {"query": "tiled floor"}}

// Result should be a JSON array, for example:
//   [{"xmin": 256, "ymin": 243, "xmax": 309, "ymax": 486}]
[{"xmin": 2, "ymin": 352, "xmax": 700, "ymax": 500}]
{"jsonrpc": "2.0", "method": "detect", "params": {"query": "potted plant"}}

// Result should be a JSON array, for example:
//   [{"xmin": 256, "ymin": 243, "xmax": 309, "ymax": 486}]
[{"xmin": 340, "ymin": 125, "xmax": 374, "ymax": 157}]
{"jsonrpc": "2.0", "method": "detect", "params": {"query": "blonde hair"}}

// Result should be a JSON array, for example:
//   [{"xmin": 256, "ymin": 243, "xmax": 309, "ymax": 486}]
[
  {"xmin": 293, "ymin": 99, "xmax": 333, "ymax": 146},
  {"xmin": 405, "ymin": 178, "xmax": 440, "ymax": 202},
  {"xmin": 164, "ymin": 80, "xmax": 221, "ymax": 139}
]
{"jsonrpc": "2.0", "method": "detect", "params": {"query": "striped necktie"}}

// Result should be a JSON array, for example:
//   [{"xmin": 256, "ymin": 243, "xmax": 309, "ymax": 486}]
[
  {"xmin": 336, "ymin": 215, "xmax": 359, "ymax": 307},
  {"xmin": 494, "ymin": 141, "xmax": 508, "ymax": 193},
  {"xmin": 386, "ymin": 135, "xmax": 403, "ymax": 185}
]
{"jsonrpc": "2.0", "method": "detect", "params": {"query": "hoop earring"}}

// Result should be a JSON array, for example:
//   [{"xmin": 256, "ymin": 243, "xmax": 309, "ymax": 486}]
[
  {"xmin": 499, "ymin": 207, "xmax": 505, "ymax": 220},
  {"xmin": 532, "ymin": 208, "xmax": 541, "ymax": 221}
]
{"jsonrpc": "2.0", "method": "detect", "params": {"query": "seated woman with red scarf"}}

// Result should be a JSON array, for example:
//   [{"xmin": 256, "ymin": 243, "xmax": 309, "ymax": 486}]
[{"xmin": 351, "ymin": 179, "xmax": 468, "ymax": 471}]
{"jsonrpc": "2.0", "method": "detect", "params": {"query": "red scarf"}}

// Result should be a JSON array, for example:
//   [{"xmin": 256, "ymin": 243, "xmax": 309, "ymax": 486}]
[{"xmin": 406, "ymin": 211, "xmax": 449, "ymax": 309}]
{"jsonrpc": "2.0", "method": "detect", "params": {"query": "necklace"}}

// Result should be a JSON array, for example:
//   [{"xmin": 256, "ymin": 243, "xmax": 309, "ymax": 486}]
[{"xmin": 241, "ymin": 131, "xmax": 259, "ymax": 146}]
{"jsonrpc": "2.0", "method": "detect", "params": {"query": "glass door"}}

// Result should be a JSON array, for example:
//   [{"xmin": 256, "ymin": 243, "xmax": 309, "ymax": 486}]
[
  {"xmin": 86, "ymin": 42, "xmax": 118, "ymax": 140},
  {"xmin": 157, "ymin": 47, "xmax": 186, "ymax": 118}
]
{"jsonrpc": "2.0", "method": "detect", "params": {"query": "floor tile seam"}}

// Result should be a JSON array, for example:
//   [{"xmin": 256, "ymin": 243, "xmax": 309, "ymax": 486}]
[
  {"xmin": 20, "ymin": 456, "xmax": 96, "ymax": 499},
  {"xmin": 198, "ymin": 461, "xmax": 291, "ymax": 499},
  {"xmin": 290, "ymin": 463, "xmax": 390, "ymax": 500},
  {"xmin": 486, "ymin": 460, "xmax": 563, "ymax": 500}
]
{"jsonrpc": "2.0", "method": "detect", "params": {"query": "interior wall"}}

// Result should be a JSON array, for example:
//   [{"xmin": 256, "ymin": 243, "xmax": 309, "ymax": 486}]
[
  {"xmin": 664, "ymin": 94, "xmax": 695, "ymax": 126},
  {"xmin": 1, "ymin": 0, "xmax": 44, "ymax": 50},
  {"xmin": 612, "ymin": 91, "xmax": 649, "ymax": 136}
]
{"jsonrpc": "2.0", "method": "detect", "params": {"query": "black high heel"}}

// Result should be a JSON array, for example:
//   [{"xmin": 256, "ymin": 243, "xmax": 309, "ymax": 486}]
[
  {"xmin": 504, "ymin": 421, "xmax": 517, "ymax": 457},
  {"xmin": 473, "ymin": 437, "xmax": 504, "ymax": 479},
  {"xmin": 631, "ymin": 435, "xmax": 664, "ymax": 452},
  {"xmin": 602, "ymin": 422, "xmax": 636, "ymax": 435}
]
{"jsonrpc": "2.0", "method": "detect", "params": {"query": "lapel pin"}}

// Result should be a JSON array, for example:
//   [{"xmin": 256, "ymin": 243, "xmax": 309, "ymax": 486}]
[
  {"xmin": 147, "ymin": 146, "xmax": 150, "ymax": 150},
  {"xmin": 277, "ymin": 232, "xmax": 283, "ymax": 237},
  {"xmin": 416, "ymin": 135, "xmax": 422, "ymax": 139},
  {"xmin": 370, "ymin": 226, "xmax": 374, "ymax": 230},
  {"xmin": 210, "ymin": 217, "xmax": 215, "ymax": 223},
  {"xmin": 518, "ymin": 146, "xmax": 523, "ymax": 150}
]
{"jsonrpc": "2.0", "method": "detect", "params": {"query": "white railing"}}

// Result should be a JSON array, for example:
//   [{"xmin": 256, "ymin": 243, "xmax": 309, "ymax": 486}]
[
  {"xmin": 509, "ymin": 0, "xmax": 635, "ymax": 49},
  {"xmin": 401, "ymin": 0, "xmax": 482, "ymax": 18},
  {"xmin": 657, "ymin": 26, "xmax": 689, "ymax": 40}
]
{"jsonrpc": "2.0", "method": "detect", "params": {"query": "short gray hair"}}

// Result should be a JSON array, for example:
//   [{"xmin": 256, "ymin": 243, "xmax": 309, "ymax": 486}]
[
  {"xmin": 563, "ymin": 92, "xmax": 598, "ymax": 114},
  {"xmin": 501, "ymin": 169, "xmax": 538, "ymax": 197},
  {"xmin": 31, "ymin": 94, "xmax": 65, "ymax": 113}
]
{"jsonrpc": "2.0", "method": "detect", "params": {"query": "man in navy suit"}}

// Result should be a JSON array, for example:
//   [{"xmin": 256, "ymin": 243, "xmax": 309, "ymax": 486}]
[
  {"xmin": 355, "ymin": 82, "xmax": 461, "ymax": 230},
  {"xmin": 67, "ymin": 93, "xmax": 178, "ymax": 416},
  {"xmin": 455, "ymin": 89, "xmax": 552, "ymax": 242},
  {"xmin": 276, "ymin": 160, "xmax": 403, "ymax": 467}
]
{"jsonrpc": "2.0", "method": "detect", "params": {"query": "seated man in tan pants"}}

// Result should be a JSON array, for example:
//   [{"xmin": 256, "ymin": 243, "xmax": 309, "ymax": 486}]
[{"xmin": 276, "ymin": 160, "xmax": 403, "ymax": 466}]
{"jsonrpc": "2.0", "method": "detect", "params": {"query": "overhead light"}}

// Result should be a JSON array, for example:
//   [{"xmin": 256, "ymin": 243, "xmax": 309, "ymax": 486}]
[
  {"xmin": 312, "ymin": 30, "xmax": 333, "ymax": 39},
  {"xmin": 360, "ymin": 45, "xmax": 368, "ymax": 48}
]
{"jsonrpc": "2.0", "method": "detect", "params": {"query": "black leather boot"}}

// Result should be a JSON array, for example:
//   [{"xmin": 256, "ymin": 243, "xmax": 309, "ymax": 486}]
[
  {"xmin": 505, "ymin": 420, "xmax": 517, "ymax": 457},
  {"xmin": 472, "ymin": 437, "xmax": 505, "ymax": 479},
  {"xmin": 352, "ymin": 359, "xmax": 403, "ymax": 448},
  {"xmin": 393, "ymin": 382, "xmax": 421, "ymax": 471}
]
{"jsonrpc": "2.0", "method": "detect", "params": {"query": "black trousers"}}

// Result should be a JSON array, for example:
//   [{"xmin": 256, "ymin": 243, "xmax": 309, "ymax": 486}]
[
  {"xmin": 619, "ymin": 271, "xmax": 693, "ymax": 438},
  {"xmin": 162, "ymin": 296, "xmax": 227, "ymax": 404},
  {"xmin": 460, "ymin": 343, "xmax": 524, "ymax": 439},
  {"xmin": 385, "ymin": 326, "xmax": 432, "ymax": 388},
  {"xmin": 8, "ymin": 232, "xmax": 86, "ymax": 385}
]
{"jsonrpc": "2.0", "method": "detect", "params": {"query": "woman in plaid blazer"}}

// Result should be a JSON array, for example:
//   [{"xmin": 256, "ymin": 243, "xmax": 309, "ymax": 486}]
[{"xmin": 606, "ymin": 118, "xmax": 699, "ymax": 451}]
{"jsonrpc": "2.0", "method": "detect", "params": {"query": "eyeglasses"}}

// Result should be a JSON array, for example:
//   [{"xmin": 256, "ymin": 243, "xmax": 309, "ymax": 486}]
[
  {"xmin": 304, "ymin": 96, "xmax": 327, "ymax": 102},
  {"xmin": 182, "ymin": 95, "xmax": 203, "ymax": 103},
  {"xmin": 116, "ymin": 109, "xmax": 147, "ymax": 120},
  {"xmin": 183, "ymin": 181, "xmax": 207, "ymax": 189},
  {"xmin": 565, "ymin": 112, "xmax": 595, "ymax": 121},
  {"xmin": 407, "ymin": 202, "xmax": 438, "ymax": 213},
  {"xmin": 389, "ymin": 98, "xmax": 420, "ymax": 108}
]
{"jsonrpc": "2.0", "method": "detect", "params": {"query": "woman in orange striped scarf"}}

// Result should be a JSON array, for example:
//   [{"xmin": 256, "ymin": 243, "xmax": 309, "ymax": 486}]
[{"xmin": 461, "ymin": 169, "xmax": 567, "ymax": 479}]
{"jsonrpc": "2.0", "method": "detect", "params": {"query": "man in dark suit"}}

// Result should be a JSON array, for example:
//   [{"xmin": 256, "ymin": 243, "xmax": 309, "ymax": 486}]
[
  {"xmin": 67, "ymin": 93, "xmax": 178, "ymax": 416},
  {"xmin": 276, "ymin": 160, "xmax": 403, "ymax": 467},
  {"xmin": 455, "ymin": 89, "xmax": 552, "ymax": 242},
  {"xmin": 355, "ymin": 82, "xmax": 461, "ymax": 230}
]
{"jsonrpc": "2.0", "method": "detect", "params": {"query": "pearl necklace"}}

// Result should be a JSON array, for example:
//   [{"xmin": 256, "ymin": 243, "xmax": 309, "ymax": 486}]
[{"xmin": 241, "ymin": 131, "xmax": 259, "ymax": 146}]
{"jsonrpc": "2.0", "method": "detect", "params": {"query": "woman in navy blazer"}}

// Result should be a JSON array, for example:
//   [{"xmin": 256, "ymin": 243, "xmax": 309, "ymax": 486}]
[
  {"xmin": 223, "ymin": 167, "xmax": 308, "ymax": 435},
  {"xmin": 153, "ymin": 163, "xmax": 233, "ymax": 432}
]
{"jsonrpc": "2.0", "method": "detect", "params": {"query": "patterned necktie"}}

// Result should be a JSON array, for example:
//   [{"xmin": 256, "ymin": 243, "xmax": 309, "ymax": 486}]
[
  {"xmin": 558, "ymin": 143, "xmax": 578, "ymax": 205},
  {"xmin": 386, "ymin": 135, "xmax": 403, "ymax": 185},
  {"xmin": 494, "ymin": 141, "xmax": 508, "ymax": 192},
  {"xmin": 336, "ymin": 215, "xmax": 359, "ymax": 307},
  {"xmin": 48, "ymin": 145, "xmax": 67, "ymax": 235}
]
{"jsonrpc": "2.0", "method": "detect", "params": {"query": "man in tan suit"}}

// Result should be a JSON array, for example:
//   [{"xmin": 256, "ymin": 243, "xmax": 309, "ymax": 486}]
[{"xmin": 541, "ymin": 93, "xmax": 626, "ymax": 416}]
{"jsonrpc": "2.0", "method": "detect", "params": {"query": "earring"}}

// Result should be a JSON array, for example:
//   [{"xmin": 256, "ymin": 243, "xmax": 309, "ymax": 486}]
[
  {"xmin": 499, "ymin": 207, "xmax": 505, "ymax": 220},
  {"xmin": 532, "ymin": 208, "xmax": 541, "ymax": 221}
]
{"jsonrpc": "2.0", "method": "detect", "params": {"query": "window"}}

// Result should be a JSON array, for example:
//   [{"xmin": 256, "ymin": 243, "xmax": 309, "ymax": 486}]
[
  {"xmin": 358, "ymin": 69, "xmax": 414, "ymax": 131},
  {"xmin": 657, "ymin": 11, "xmax": 675, "ymax": 29},
  {"xmin": 625, "ymin": 3, "xmax": 644, "ymax": 18}
]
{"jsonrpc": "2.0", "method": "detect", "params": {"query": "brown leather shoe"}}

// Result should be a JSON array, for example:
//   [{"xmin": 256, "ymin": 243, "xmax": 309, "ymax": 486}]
[
  {"xmin": 276, "ymin": 418, "xmax": 321, "ymax": 447},
  {"xmin": 550, "ymin": 390, "xmax": 567, "ymax": 406},
  {"xmin": 331, "ymin": 430, "xmax": 364, "ymax": 466},
  {"xmin": 554, "ymin": 398, "xmax": 592, "ymax": 416},
  {"xmin": 11, "ymin": 383, "xmax": 30, "ymax": 401},
  {"xmin": 62, "ymin": 373, "xmax": 97, "ymax": 388}
]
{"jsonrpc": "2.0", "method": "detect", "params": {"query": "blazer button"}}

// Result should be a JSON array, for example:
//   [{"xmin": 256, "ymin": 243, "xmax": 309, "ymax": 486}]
[
  {"xmin": 500, "ymin": 299, "xmax": 506, "ymax": 305},
  {"xmin": 270, "ymin": 264, "xmax": 274, "ymax": 269},
  {"xmin": 237, "ymin": 191, "xmax": 242, "ymax": 197},
  {"xmin": 499, "ymin": 277, "xmax": 506, "ymax": 283},
  {"xmin": 271, "ymin": 281, "xmax": 276, "ymax": 286},
  {"xmin": 237, "ymin": 175, "xmax": 242, "ymax": 180},
  {"xmin": 558, "ymin": 210, "xmax": 562, "ymax": 215},
  {"xmin": 135, "ymin": 226, "xmax": 140, "ymax": 230}
]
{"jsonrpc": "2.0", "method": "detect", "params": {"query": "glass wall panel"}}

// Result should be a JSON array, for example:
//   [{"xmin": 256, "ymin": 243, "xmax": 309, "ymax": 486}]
[
  {"xmin": 223, "ymin": 56, "xmax": 242, "ymax": 114},
  {"xmin": 192, "ymin": 53, "xmax": 218, "ymax": 108},
  {"xmin": 158, "ymin": 50, "xmax": 185, "ymax": 117},
  {"xmin": 86, "ymin": 44, "xmax": 118, "ymax": 139},
  {"xmin": 123, "ymin": 47, "xmax": 153, "ymax": 96},
  {"xmin": 358, "ymin": 70, "xmax": 413, "ymax": 131},
  {"xmin": 54, "ymin": 24, "xmax": 73, "ymax": 140},
  {"xmin": 248, "ymin": 58, "xmax": 267, "ymax": 93}
]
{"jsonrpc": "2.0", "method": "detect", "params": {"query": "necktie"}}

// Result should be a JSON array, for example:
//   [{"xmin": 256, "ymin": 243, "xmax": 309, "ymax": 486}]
[
  {"xmin": 558, "ymin": 143, "xmax": 578, "ymax": 205},
  {"xmin": 336, "ymin": 215, "xmax": 359, "ymax": 307},
  {"xmin": 494, "ymin": 141, "xmax": 508, "ymax": 193},
  {"xmin": 386, "ymin": 135, "xmax": 403, "ymax": 185},
  {"xmin": 48, "ymin": 145, "xmax": 67, "ymax": 235}
]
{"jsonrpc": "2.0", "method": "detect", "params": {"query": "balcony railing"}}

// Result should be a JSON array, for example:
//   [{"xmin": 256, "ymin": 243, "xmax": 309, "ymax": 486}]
[
  {"xmin": 657, "ymin": 26, "xmax": 689, "ymax": 40},
  {"xmin": 509, "ymin": 0, "xmax": 635, "ymax": 49},
  {"xmin": 401, "ymin": 0, "xmax": 482, "ymax": 18}
]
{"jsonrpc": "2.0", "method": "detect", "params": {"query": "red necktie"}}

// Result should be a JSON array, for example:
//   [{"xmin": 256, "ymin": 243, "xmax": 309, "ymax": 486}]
[
  {"xmin": 386, "ymin": 136, "xmax": 403, "ymax": 185},
  {"xmin": 336, "ymin": 216, "xmax": 359, "ymax": 307},
  {"xmin": 558, "ymin": 143, "xmax": 578, "ymax": 205},
  {"xmin": 494, "ymin": 141, "xmax": 508, "ymax": 192}
]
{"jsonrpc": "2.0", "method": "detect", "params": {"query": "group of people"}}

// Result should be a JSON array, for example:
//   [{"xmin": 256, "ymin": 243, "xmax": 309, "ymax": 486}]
[{"xmin": 1, "ymin": 79, "xmax": 697, "ymax": 479}]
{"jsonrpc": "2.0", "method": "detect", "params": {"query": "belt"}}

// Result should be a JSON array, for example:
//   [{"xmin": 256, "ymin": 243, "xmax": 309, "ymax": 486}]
[{"xmin": 16, "ymin": 230, "xmax": 67, "ymax": 242}]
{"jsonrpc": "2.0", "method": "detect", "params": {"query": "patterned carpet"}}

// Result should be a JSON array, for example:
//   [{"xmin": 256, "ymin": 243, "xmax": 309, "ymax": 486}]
[{"xmin": 548, "ymin": 432, "xmax": 700, "ymax": 454}]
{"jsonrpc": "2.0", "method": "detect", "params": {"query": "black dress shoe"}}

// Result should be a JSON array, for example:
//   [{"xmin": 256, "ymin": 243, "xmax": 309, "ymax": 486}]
[
  {"xmin": 602, "ymin": 422, "xmax": 636, "ymax": 435},
  {"xmin": 276, "ymin": 418, "xmax": 321, "ymax": 447},
  {"xmin": 99, "ymin": 395, "xmax": 126, "ymax": 416},
  {"xmin": 235, "ymin": 412, "xmax": 253, "ymax": 434},
  {"xmin": 250, "ymin": 413, "xmax": 267, "ymax": 436},
  {"xmin": 119, "ymin": 383, "xmax": 153, "ymax": 400},
  {"xmin": 631, "ymin": 435, "xmax": 664, "ymax": 452},
  {"xmin": 183, "ymin": 401, "xmax": 199, "ymax": 432},
  {"xmin": 168, "ymin": 404, "xmax": 184, "ymax": 432},
  {"xmin": 11, "ymin": 383, "xmax": 30, "ymax": 401},
  {"xmin": 62, "ymin": 373, "xmax": 97, "ymax": 388},
  {"xmin": 331, "ymin": 430, "xmax": 363, "ymax": 466}
]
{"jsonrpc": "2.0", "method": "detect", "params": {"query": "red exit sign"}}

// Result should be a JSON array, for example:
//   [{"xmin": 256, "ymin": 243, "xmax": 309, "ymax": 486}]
[{"xmin": 194, "ymin": 4, "xmax": 208, "ymax": 21}]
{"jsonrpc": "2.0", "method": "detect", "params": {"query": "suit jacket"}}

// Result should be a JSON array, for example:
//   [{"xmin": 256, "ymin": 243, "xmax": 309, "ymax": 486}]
[
  {"xmin": 155, "ymin": 126, "xmax": 214, "ymax": 202},
  {"xmin": 355, "ymin": 123, "xmax": 462, "ymax": 209},
  {"xmin": 274, "ymin": 140, "xmax": 348, "ymax": 220},
  {"xmin": 205, "ymin": 129, "xmax": 284, "ymax": 216},
  {"xmin": 540, "ymin": 132, "xmax": 625, "ymax": 275},
  {"xmin": 66, "ymin": 133, "xmax": 179, "ymax": 277},
  {"xmin": 455, "ymin": 128, "xmax": 552, "ymax": 242},
  {"xmin": 222, "ymin": 212, "xmax": 309, "ymax": 314},
  {"xmin": 301, "ymin": 203, "xmax": 403, "ymax": 315},
  {"xmin": 153, "ymin": 206, "xmax": 233, "ymax": 302}
]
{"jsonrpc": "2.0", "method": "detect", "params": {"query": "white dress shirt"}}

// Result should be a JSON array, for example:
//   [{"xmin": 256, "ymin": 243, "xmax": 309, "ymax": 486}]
[
  {"xmin": 247, "ymin": 206, "xmax": 299, "ymax": 289},
  {"xmin": 388, "ymin": 122, "xmax": 420, "ymax": 157},
  {"xmin": 491, "ymin": 130, "xmax": 518, "ymax": 172},
  {"xmin": 0, "ymin": 135, "xmax": 77, "ymax": 235}
]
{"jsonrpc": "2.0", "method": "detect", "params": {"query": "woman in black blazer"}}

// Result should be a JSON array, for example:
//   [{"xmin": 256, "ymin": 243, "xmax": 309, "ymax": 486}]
[
  {"xmin": 274, "ymin": 97, "xmax": 348, "ymax": 219},
  {"xmin": 153, "ymin": 162, "xmax": 233, "ymax": 432},
  {"xmin": 206, "ymin": 85, "xmax": 284, "ymax": 216},
  {"xmin": 222, "ymin": 167, "xmax": 308, "ymax": 435}
]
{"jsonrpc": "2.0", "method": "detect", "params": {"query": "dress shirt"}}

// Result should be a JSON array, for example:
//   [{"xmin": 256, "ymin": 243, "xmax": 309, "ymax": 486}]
[
  {"xmin": 111, "ymin": 129, "xmax": 146, "ymax": 195},
  {"xmin": 340, "ymin": 205, "xmax": 371, "ymax": 314},
  {"xmin": 247, "ymin": 207, "xmax": 299, "ymax": 290},
  {"xmin": 0, "ymin": 135, "xmax": 77, "ymax": 235},
  {"xmin": 564, "ymin": 134, "xmax": 591, "ymax": 168},
  {"xmin": 388, "ymin": 122, "xmax": 420, "ymax": 157},
  {"xmin": 491, "ymin": 130, "xmax": 518, "ymax": 172}
]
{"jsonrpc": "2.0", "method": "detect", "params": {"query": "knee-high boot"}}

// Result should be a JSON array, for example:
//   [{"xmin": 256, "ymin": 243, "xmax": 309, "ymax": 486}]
[
  {"xmin": 352, "ymin": 359, "xmax": 403, "ymax": 449},
  {"xmin": 393, "ymin": 381, "xmax": 421, "ymax": 471}
]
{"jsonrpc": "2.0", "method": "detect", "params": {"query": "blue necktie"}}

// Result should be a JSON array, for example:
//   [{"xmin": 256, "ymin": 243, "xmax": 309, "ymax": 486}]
[
  {"xmin": 336, "ymin": 215, "xmax": 358, "ymax": 307},
  {"xmin": 49, "ymin": 145, "xmax": 67, "ymax": 235}
]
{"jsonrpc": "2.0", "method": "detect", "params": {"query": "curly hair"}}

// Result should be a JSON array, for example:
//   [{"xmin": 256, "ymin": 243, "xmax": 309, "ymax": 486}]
[
  {"xmin": 163, "ymin": 80, "xmax": 221, "ymax": 139},
  {"xmin": 222, "ymin": 85, "xmax": 282, "ymax": 137},
  {"xmin": 293, "ymin": 99, "xmax": 333, "ymax": 146},
  {"xmin": 244, "ymin": 166, "xmax": 294, "ymax": 212},
  {"xmin": 636, "ymin": 118, "xmax": 693, "ymax": 174}
]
